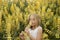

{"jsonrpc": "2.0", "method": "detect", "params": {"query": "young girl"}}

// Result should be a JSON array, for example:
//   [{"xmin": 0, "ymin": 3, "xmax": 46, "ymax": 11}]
[{"xmin": 20, "ymin": 14, "xmax": 42, "ymax": 40}]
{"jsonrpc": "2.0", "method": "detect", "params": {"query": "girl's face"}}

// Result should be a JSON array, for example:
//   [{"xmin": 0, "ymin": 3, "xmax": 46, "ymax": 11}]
[{"xmin": 29, "ymin": 15, "xmax": 38, "ymax": 27}]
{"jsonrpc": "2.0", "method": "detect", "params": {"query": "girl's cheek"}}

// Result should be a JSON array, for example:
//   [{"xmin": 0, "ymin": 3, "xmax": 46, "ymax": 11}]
[
  {"xmin": 29, "ymin": 20, "xmax": 37, "ymax": 26},
  {"xmin": 32, "ymin": 20, "xmax": 38, "ymax": 25},
  {"xmin": 31, "ymin": 22, "xmax": 36, "ymax": 26}
]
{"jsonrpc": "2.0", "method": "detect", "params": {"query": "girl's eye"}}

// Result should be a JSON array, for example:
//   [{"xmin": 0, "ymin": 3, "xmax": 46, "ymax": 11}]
[
  {"xmin": 33, "ymin": 18, "xmax": 36, "ymax": 20},
  {"xmin": 30, "ymin": 19, "xmax": 35, "ymax": 21},
  {"xmin": 33, "ymin": 19, "xmax": 35, "ymax": 20}
]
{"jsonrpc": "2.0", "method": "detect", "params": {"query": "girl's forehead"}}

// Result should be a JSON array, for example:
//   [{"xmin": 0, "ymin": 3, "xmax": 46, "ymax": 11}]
[
  {"xmin": 29, "ymin": 15, "xmax": 39, "ymax": 21},
  {"xmin": 30, "ymin": 15, "xmax": 36, "ymax": 19},
  {"xmin": 29, "ymin": 14, "xmax": 40, "ymax": 20}
]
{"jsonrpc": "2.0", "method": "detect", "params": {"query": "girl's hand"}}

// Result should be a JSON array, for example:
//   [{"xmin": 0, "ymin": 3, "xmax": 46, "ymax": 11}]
[
  {"xmin": 25, "ymin": 21, "xmax": 31, "ymax": 36},
  {"xmin": 19, "ymin": 31, "xmax": 25, "ymax": 40},
  {"xmin": 25, "ymin": 27, "xmax": 30, "ymax": 35}
]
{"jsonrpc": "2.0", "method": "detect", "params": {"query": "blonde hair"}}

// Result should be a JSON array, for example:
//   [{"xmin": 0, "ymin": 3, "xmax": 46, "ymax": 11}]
[{"xmin": 27, "ymin": 13, "xmax": 41, "ymax": 26}]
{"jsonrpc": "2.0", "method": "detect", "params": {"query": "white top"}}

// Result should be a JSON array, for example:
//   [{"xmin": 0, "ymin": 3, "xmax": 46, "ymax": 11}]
[{"xmin": 29, "ymin": 26, "xmax": 42, "ymax": 39}]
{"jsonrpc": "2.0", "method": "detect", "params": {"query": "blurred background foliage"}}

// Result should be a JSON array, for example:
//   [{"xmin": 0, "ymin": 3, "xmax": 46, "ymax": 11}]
[{"xmin": 0, "ymin": 0, "xmax": 60, "ymax": 40}]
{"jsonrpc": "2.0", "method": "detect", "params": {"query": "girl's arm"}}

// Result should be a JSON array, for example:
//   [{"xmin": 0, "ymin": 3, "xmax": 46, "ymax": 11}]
[
  {"xmin": 36, "ymin": 27, "xmax": 42, "ymax": 40},
  {"xmin": 25, "ymin": 27, "xmax": 36, "ymax": 40}
]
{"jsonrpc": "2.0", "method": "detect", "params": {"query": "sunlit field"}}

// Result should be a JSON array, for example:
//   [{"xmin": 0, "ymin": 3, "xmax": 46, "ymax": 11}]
[{"xmin": 0, "ymin": 0, "xmax": 60, "ymax": 40}]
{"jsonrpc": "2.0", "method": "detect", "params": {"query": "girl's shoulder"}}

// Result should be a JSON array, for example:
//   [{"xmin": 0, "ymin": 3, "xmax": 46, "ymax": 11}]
[{"xmin": 38, "ymin": 26, "xmax": 42, "ymax": 30}]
